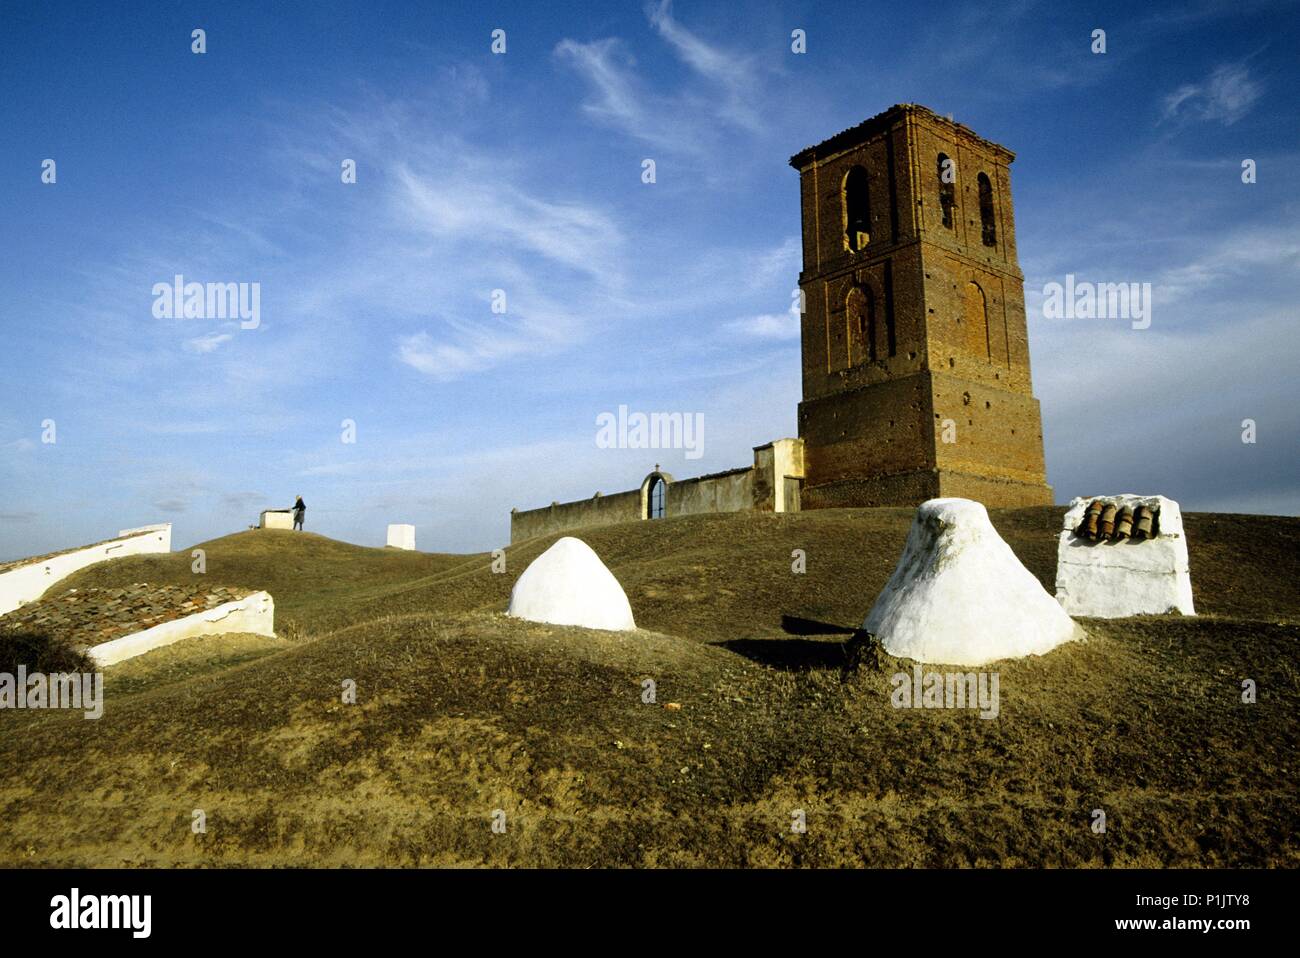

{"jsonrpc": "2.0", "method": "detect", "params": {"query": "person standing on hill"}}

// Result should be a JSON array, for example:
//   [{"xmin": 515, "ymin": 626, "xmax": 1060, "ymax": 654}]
[{"xmin": 292, "ymin": 495, "xmax": 306, "ymax": 531}]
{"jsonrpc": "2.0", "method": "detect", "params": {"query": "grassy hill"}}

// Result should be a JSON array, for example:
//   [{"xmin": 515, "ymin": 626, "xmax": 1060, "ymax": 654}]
[{"xmin": 1, "ymin": 507, "xmax": 1297, "ymax": 867}]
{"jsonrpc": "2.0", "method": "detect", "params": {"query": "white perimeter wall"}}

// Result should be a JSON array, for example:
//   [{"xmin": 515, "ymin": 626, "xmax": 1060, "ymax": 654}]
[
  {"xmin": 86, "ymin": 590, "xmax": 275, "ymax": 666},
  {"xmin": 0, "ymin": 524, "xmax": 173, "ymax": 617}
]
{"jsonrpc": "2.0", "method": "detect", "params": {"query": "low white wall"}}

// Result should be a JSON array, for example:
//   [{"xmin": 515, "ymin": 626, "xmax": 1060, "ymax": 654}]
[
  {"xmin": 86, "ymin": 591, "xmax": 275, "ymax": 667},
  {"xmin": 260, "ymin": 510, "xmax": 294, "ymax": 530},
  {"xmin": 117, "ymin": 523, "xmax": 171, "ymax": 538},
  {"xmin": 1055, "ymin": 495, "xmax": 1195, "ymax": 617},
  {"xmin": 386, "ymin": 524, "xmax": 416, "ymax": 550},
  {"xmin": 0, "ymin": 524, "xmax": 173, "ymax": 617}
]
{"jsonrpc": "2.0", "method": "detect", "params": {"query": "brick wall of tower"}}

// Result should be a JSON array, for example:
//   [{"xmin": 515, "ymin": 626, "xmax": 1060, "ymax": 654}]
[
  {"xmin": 797, "ymin": 112, "xmax": 927, "ymax": 406},
  {"xmin": 798, "ymin": 372, "xmax": 936, "ymax": 486},
  {"xmin": 790, "ymin": 104, "xmax": 1053, "ymax": 509},
  {"xmin": 928, "ymin": 372, "xmax": 1049, "ymax": 488}
]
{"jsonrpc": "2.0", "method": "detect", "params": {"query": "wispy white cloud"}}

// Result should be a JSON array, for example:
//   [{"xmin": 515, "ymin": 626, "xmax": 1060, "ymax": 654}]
[
  {"xmin": 556, "ymin": 0, "xmax": 772, "ymax": 159},
  {"xmin": 393, "ymin": 160, "xmax": 625, "ymax": 282},
  {"xmin": 184, "ymin": 332, "xmax": 234, "ymax": 354},
  {"xmin": 724, "ymin": 311, "xmax": 800, "ymax": 340},
  {"xmin": 396, "ymin": 326, "xmax": 533, "ymax": 381},
  {"xmin": 633, "ymin": 234, "xmax": 800, "ymax": 317},
  {"xmin": 555, "ymin": 37, "xmax": 706, "ymax": 157},
  {"xmin": 1153, "ymin": 225, "xmax": 1300, "ymax": 303},
  {"xmin": 1162, "ymin": 63, "xmax": 1263, "ymax": 125},
  {"xmin": 645, "ymin": 0, "xmax": 763, "ymax": 130},
  {"xmin": 1024, "ymin": 222, "xmax": 1300, "ymax": 323},
  {"xmin": 384, "ymin": 151, "xmax": 627, "ymax": 379}
]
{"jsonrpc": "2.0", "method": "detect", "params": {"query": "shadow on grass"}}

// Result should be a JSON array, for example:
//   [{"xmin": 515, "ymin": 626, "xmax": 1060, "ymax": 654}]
[
  {"xmin": 0, "ymin": 630, "xmax": 95, "ymax": 674},
  {"xmin": 714, "ymin": 636, "xmax": 853, "ymax": 670},
  {"xmin": 714, "ymin": 615, "xmax": 880, "ymax": 672},
  {"xmin": 779, "ymin": 614, "xmax": 857, "ymax": 636}
]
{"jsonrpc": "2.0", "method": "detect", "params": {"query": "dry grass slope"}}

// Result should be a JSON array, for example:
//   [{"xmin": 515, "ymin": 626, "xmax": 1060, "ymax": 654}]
[{"xmin": 0, "ymin": 508, "xmax": 1296, "ymax": 867}]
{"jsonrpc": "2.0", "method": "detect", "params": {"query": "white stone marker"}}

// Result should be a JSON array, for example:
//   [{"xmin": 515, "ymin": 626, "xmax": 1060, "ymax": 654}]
[
  {"xmin": 864, "ymin": 498, "xmax": 1081, "ymax": 666},
  {"xmin": 1055, "ymin": 494, "xmax": 1195, "ymax": 617},
  {"xmin": 507, "ymin": 536, "xmax": 636, "ymax": 632},
  {"xmin": 259, "ymin": 510, "xmax": 294, "ymax": 530},
  {"xmin": 386, "ymin": 524, "xmax": 416, "ymax": 550}
]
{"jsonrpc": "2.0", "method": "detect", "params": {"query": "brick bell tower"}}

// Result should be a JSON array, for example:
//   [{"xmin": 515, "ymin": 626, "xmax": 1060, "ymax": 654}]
[{"xmin": 789, "ymin": 104, "xmax": 1053, "ymax": 508}]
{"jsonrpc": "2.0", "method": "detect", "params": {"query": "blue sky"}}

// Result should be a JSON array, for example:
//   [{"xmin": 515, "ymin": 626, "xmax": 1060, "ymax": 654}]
[{"xmin": 1, "ymin": 0, "xmax": 1296, "ymax": 559}]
